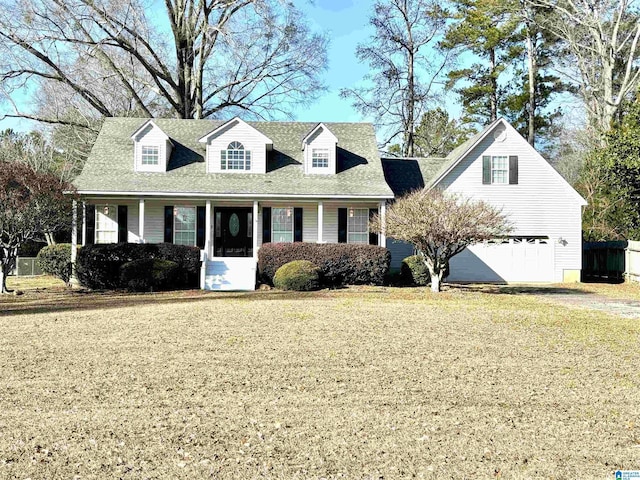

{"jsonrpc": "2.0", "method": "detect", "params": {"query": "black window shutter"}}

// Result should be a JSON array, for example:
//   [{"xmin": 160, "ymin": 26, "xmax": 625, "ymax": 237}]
[
  {"xmin": 85, "ymin": 204, "xmax": 95, "ymax": 245},
  {"xmin": 482, "ymin": 155, "xmax": 491, "ymax": 184},
  {"xmin": 338, "ymin": 208, "xmax": 347, "ymax": 243},
  {"xmin": 262, "ymin": 207, "xmax": 271, "ymax": 244},
  {"xmin": 164, "ymin": 206, "xmax": 174, "ymax": 243},
  {"xmin": 196, "ymin": 206, "xmax": 206, "ymax": 248},
  {"xmin": 294, "ymin": 207, "xmax": 303, "ymax": 242},
  {"xmin": 369, "ymin": 208, "xmax": 379, "ymax": 246},
  {"xmin": 509, "ymin": 155, "xmax": 519, "ymax": 185},
  {"xmin": 117, "ymin": 205, "xmax": 128, "ymax": 243}
]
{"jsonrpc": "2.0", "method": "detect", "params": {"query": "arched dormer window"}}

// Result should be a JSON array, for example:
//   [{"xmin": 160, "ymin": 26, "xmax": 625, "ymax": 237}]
[{"xmin": 221, "ymin": 141, "xmax": 251, "ymax": 171}]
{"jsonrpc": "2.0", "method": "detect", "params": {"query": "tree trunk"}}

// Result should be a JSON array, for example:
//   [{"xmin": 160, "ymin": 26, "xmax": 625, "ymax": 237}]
[
  {"xmin": 405, "ymin": 23, "xmax": 416, "ymax": 158},
  {"xmin": 45, "ymin": 232, "xmax": 56, "ymax": 245},
  {"xmin": 1, "ymin": 247, "xmax": 17, "ymax": 293},
  {"xmin": 430, "ymin": 271, "xmax": 442, "ymax": 292},
  {"xmin": 489, "ymin": 47, "xmax": 498, "ymax": 122},
  {"xmin": 525, "ymin": 18, "xmax": 537, "ymax": 146}
]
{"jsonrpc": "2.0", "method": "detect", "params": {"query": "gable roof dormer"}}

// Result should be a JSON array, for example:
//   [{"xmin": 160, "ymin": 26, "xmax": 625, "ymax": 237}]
[
  {"xmin": 131, "ymin": 120, "xmax": 173, "ymax": 173},
  {"xmin": 302, "ymin": 123, "xmax": 338, "ymax": 175},
  {"xmin": 198, "ymin": 117, "xmax": 273, "ymax": 174}
]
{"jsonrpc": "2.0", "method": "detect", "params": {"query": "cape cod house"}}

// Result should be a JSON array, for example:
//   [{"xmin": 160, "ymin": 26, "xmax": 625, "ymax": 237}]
[
  {"xmin": 71, "ymin": 117, "xmax": 394, "ymax": 290},
  {"xmin": 71, "ymin": 116, "xmax": 586, "ymax": 290}
]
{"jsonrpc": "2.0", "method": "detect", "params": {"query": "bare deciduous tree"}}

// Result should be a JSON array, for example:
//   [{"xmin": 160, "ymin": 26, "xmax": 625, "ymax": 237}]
[
  {"xmin": 0, "ymin": 0, "xmax": 328, "ymax": 127},
  {"xmin": 341, "ymin": 0, "xmax": 450, "ymax": 157},
  {"xmin": 530, "ymin": 0, "xmax": 640, "ymax": 134},
  {"xmin": 371, "ymin": 189, "xmax": 511, "ymax": 292}
]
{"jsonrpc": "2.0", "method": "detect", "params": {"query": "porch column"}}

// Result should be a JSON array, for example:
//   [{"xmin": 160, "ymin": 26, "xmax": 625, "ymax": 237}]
[
  {"xmin": 205, "ymin": 200, "xmax": 212, "ymax": 256},
  {"xmin": 70, "ymin": 200, "xmax": 79, "ymax": 287},
  {"xmin": 138, "ymin": 198, "xmax": 145, "ymax": 243},
  {"xmin": 81, "ymin": 201, "xmax": 86, "ymax": 246},
  {"xmin": 253, "ymin": 201, "xmax": 259, "ymax": 259},
  {"xmin": 379, "ymin": 200, "xmax": 386, "ymax": 248},
  {"xmin": 317, "ymin": 201, "xmax": 324, "ymax": 243}
]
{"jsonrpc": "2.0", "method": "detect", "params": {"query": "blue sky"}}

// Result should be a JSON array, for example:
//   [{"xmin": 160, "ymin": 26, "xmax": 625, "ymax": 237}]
[{"xmin": 294, "ymin": 0, "xmax": 375, "ymax": 123}]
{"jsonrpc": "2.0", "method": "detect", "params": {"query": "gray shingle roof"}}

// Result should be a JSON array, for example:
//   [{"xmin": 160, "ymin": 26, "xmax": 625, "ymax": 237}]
[{"xmin": 73, "ymin": 118, "xmax": 394, "ymax": 198}]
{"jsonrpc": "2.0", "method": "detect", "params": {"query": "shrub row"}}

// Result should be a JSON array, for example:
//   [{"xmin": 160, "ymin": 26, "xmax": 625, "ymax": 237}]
[
  {"xmin": 258, "ymin": 242, "xmax": 390, "ymax": 287},
  {"xmin": 76, "ymin": 243, "xmax": 201, "ymax": 291}
]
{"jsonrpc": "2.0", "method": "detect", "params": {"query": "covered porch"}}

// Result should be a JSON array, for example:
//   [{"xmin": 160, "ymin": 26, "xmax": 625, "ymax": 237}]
[{"xmin": 72, "ymin": 197, "xmax": 387, "ymax": 291}]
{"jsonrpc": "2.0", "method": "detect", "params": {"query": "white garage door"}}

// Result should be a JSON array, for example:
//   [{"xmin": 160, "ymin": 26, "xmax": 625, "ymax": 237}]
[{"xmin": 448, "ymin": 237, "xmax": 554, "ymax": 283}]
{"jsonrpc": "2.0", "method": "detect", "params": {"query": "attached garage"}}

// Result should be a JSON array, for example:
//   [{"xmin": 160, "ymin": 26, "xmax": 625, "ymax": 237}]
[{"xmin": 447, "ymin": 237, "xmax": 554, "ymax": 283}]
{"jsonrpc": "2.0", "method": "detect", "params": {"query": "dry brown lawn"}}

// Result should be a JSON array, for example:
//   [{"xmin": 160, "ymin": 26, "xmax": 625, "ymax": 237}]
[{"xmin": 0, "ymin": 281, "xmax": 639, "ymax": 479}]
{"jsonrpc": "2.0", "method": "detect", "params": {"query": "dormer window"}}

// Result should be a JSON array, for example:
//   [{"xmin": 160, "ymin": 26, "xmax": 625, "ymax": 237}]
[
  {"xmin": 130, "ymin": 120, "xmax": 172, "ymax": 172},
  {"xmin": 302, "ymin": 123, "xmax": 338, "ymax": 175},
  {"xmin": 141, "ymin": 146, "xmax": 159, "ymax": 166},
  {"xmin": 312, "ymin": 148, "xmax": 330, "ymax": 169},
  {"xmin": 221, "ymin": 141, "xmax": 251, "ymax": 171}
]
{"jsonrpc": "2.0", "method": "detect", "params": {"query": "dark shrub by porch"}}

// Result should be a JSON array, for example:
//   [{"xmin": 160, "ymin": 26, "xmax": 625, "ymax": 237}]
[
  {"xmin": 258, "ymin": 243, "xmax": 390, "ymax": 287},
  {"xmin": 119, "ymin": 258, "xmax": 179, "ymax": 292},
  {"xmin": 273, "ymin": 260, "xmax": 321, "ymax": 291},
  {"xmin": 76, "ymin": 243, "xmax": 200, "ymax": 290},
  {"xmin": 37, "ymin": 243, "xmax": 74, "ymax": 284}
]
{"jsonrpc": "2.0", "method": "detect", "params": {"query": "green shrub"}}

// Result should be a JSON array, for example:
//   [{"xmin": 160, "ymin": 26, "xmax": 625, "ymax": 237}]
[
  {"xmin": 37, "ymin": 243, "xmax": 73, "ymax": 284},
  {"xmin": 400, "ymin": 255, "xmax": 430, "ymax": 286},
  {"xmin": 273, "ymin": 260, "xmax": 321, "ymax": 291},
  {"xmin": 400, "ymin": 255, "xmax": 449, "ymax": 286},
  {"xmin": 119, "ymin": 258, "xmax": 179, "ymax": 292},
  {"xmin": 76, "ymin": 243, "xmax": 201, "ymax": 290},
  {"xmin": 258, "ymin": 243, "xmax": 390, "ymax": 287}
]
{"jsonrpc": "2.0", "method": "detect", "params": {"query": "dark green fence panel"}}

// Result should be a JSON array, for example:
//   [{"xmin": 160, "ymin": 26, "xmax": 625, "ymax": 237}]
[{"xmin": 582, "ymin": 241, "xmax": 627, "ymax": 282}]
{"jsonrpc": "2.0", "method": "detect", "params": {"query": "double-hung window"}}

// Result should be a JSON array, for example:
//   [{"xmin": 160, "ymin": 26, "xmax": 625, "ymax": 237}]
[
  {"xmin": 311, "ymin": 148, "xmax": 329, "ymax": 168},
  {"xmin": 174, "ymin": 206, "xmax": 196, "ymax": 246},
  {"xmin": 141, "ymin": 145, "xmax": 159, "ymax": 166},
  {"xmin": 221, "ymin": 141, "xmax": 251, "ymax": 171},
  {"xmin": 272, "ymin": 207, "xmax": 294, "ymax": 242},
  {"xmin": 347, "ymin": 208, "xmax": 369, "ymax": 244},
  {"xmin": 96, "ymin": 204, "xmax": 118, "ymax": 244},
  {"xmin": 491, "ymin": 156, "xmax": 508, "ymax": 184}
]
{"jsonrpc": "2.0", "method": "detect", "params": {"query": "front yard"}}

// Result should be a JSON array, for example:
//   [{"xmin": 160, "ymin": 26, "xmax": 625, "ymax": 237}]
[{"xmin": 0, "ymin": 280, "xmax": 639, "ymax": 478}]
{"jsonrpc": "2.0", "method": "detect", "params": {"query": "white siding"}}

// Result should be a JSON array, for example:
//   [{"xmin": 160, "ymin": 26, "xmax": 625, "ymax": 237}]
[
  {"xmin": 304, "ymin": 126, "xmax": 337, "ymax": 174},
  {"xmin": 133, "ymin": 123, "xmax": 171, "ymax": 172},
  {"xmin": 438, "ymin": 123, "xmax": 583, "ymax": 282},
  {"xmin": 206, "ymin": 120, "xmax": 268, "ymax": 174}
]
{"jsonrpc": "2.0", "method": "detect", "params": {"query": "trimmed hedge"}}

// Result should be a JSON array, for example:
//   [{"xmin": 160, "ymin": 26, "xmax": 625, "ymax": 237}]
[
  {"xmin": 400, "ymin": 255, "xmax": 430, "ymax": 286},
  {"xmin": 258, "ymin": 242, "xmax": 390, "ymax": 287},
  {"xmin": 274, "ymin": 260, "xmax": 321, "ymax": 291},
  {"xmin": 76, "ymin": 243, "xmax": 201, "ymax": 290},
  {"xmin": 120, "ymin": 258, "xmax": 179, "ymax": 292},
  {"xmin": 37, "ymin": 243, "xmax": 73, "ymax": 284}
]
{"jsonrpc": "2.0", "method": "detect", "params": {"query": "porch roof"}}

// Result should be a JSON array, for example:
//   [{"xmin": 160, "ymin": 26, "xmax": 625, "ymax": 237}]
[{"xmin": 73, "ymin": 118, "xmax": 394, "ymax": 199}]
